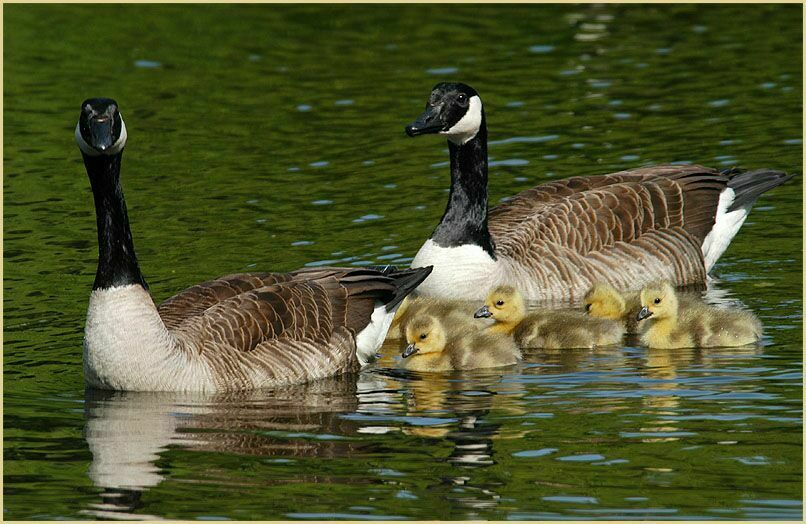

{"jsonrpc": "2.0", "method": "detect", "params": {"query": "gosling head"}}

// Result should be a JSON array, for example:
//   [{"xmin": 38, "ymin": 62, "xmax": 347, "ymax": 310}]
[
  {"xmin": 637, "ymin": 281, "xmax": 679, "ymax": 322},
  {"xmin": 584, "ymin": 282, "xmax": 626, "ymax": 320},
  {"xmin": 403, "ymin": 314, "xmax": 447, "ymax": 359},
  {"xmin": 76, "ymin": 98, "xmax": 127, "ymax": 157},
  {"xmin": 475, "ymin": 285, "xmax": 527, "ymax": 323},
  {"xmin": 405, "ymin": 82, "xmax": 484, "ymax": 145}
]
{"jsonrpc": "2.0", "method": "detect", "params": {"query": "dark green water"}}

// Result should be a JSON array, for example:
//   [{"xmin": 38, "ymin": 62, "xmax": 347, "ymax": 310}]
[{"xmin": 4, "ymin": 4, "xmax": 802, "ymax": 520}]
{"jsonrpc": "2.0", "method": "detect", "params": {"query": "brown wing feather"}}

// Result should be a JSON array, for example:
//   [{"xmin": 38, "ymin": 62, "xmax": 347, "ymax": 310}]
[
  {"xmin": 167, "ymin": 279, "xmax": 357, "ymax": 390},
  {"xmin": 156, "ymin": 267, "xmax": 430, "ymax": 389},
  {"xmin": 487, "ymin": 165, "xmax": 726, "ymax": 294},
  {"xmin": 489, "ymin": 164, "xmax": 727, "ymax": 248},
  {"xmin": 157, "ymin": 272, "xmax": 297, "ymax": 330}
]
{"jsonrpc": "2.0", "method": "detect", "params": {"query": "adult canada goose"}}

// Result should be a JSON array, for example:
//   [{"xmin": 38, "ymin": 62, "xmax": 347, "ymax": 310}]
[
  {"xmin": 77, "ymin": 98, "xmax": 432, "ymax": 392},
  {"xmin": 401, "ymin": 313, "xmax": 520, "ymax": 372},
  {"xmin": 475, "ymin": 285, "xmax": 623, "ymax": 348},
  {"xmin": 636, "ymin": 281, "xmax": 762, "ymax": 349},
  {"xmin": 405, "ymin": 82, "xmax": 792, "ymax": 302}
]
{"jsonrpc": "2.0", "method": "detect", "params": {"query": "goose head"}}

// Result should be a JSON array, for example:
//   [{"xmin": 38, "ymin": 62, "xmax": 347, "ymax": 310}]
[
  {"xmin": 403, "ymin": 314, "xmax": 447, "ymax": 358},
  {"xmin": 405, "ymin": 82, "xmax": 484, "ymax": 145},
  {"xmin": 584, "ymin": 282, "xmax": 626, "ymax": 320},
  {"xmin": 475, "ymin": 285, "xmax": 526, "ymax": 323},
  {"xmin": 76, "ymin": 98, "xmax": 127, "ymax": 157},
  {"xmin": 637, "ymin": 281, "xmax": 678, "ymax": 322}
]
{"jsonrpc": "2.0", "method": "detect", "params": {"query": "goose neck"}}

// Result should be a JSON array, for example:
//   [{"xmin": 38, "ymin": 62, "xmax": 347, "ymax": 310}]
[
  {"xmin": 431, "ymin": 118, "xmax": 495, "ymax": 257},
  {"xmin": 84, "ymin": 152, "xmax": 147, "ymax": 291}
]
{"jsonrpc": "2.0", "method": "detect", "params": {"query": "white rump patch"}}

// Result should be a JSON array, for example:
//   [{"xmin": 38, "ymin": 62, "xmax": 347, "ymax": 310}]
[
  {"xmin": 355, "ymin": 302, "xmax": 396, "ymax": 366},
  {"xmin": 701, "ymin": 187, "xmax": 749, "ymax": 272},
  {"xmin": 442, "ymin": 95, "xmax": 482, "ymax": 145},
  {"xmin": 75, "ymin": 119, "xmax": 128, "ymax": 157}
]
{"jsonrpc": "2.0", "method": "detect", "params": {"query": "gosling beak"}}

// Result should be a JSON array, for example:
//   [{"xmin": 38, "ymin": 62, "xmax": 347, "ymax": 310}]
[
  {"xmin": 636, "ymin": 306, "xmax": 653, "ymax": 321},
  {"xmin": 474, "ymin": 305, "xmax": 492, "ymax": 318},
  {"xmin": 405, "ymin": 104, "xmax": 444, "ymax": 137},
  {"xmin": 402, "ymin": 343, "xmax": 419, "ymax": 358}
]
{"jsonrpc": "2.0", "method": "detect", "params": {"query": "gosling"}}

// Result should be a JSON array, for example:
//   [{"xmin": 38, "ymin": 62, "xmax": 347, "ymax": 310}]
[
  {"xmin": 584, "ymin": 282, "xmax": 703, "ymax": 334},
  {"xmin": 636, "ymin": 281, "xmax": 762, "ymax": 349},
  {"xmin": 400, "ymin": 314, "xmax": 520, "ymax": 372},
  {"xmin": 583, "ymin": 282, "xmax": 642, "ymax": 333},
  {"xmin": 387, "ymin": 295, "xmax": 480, "ymax": 341},
  {"xmin": 476, "ymin": 285, "xmax": 623, "ymax": 349}
]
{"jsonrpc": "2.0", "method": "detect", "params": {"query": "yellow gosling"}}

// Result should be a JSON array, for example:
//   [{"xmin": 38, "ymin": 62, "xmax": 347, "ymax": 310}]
[
  {"xmin": 584, "ymin": 282, "xmax": 642, "ymax": 333},
  {"xmin": 387, "ymin": 295, "xmax": 480, "ymax": 341},
  {"xmin": 400, "ymin": 314, "xmax": 520, "ymax": 372},
  {"xmin": 637, "ymin": 281, "xmax": 762, "ymax": 349},
  {"xmin": 477, "ymin": 285, "xmax": 624, "ymax": 349}
]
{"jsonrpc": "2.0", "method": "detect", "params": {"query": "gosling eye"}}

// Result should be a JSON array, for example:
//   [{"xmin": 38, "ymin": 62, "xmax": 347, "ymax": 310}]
[
  {"xmin": 419, "ymin": 333, "xmax": 427, "ymax": 340},
  {"xmin": 585, "ymin": 303, "xmax": 591, "ymax": 312},
  {"xmin": 495, "ymin": 300, "xmax": 504, "ymax": 307},
  {"xmin": 654, "ymin": 298, "xmax": 661, "ymax": 304}
]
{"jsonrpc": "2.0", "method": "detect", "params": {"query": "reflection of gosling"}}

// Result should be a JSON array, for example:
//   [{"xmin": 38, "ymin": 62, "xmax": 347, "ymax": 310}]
[
  {"xmin": 387, "ymin": 296, "xmax": 480, "ymax": 340},
  {"xmin": 400, "ymin": 314, "xmax": 520, "ymax": 372},
  {"xmin": 476, "ymin": 285, "xmax": 623, "ymax": 348},
  {"xmin": 637, "ymin": 281, "xmax": 762, "ymax": 349}
]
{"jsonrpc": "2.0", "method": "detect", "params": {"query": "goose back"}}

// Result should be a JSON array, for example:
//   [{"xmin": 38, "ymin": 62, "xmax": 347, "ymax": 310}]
[{"xmin": 485, "ymin": 165, "xmax": 729, "ymax": 301}]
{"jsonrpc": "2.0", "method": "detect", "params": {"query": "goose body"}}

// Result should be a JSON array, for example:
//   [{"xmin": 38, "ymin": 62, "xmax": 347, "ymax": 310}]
[
  {"xmin": 77, "ymin": 98, "xmax": 431, "ymax": 392},
  {"xmin": 636, "ymin": 281, "xmax": 762, "ymax": 349},
  {"xmin": 400, "ymin": 313, "xmax": 520, "ymax": 372},
  {"xmin": 476, "ymin": 285, "xmax": 624, "ymax": 349},
  {"xmin": 406, "ymin": 83, "xmax": 792, "ymax": 303}
]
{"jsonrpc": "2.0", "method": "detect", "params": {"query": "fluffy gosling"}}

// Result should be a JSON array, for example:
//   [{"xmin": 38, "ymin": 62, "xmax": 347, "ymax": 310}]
[
  {"xmin": 400, "ymin": 313, "xmax": 520, "ymax": 372},
  {"xmin": 583, "ymin": 282, "xmax": 643, "ymax": 333},
  {"xmin": 387, "ymin": 295, "xmax": 480, "ymax": 341},
  {"xmin": 637, "ymin": 281, "xmax": 762, "ymax": 349},
  {"xmin": 476, "ymin": 285, "xmax": 623, "ymax": 348}
]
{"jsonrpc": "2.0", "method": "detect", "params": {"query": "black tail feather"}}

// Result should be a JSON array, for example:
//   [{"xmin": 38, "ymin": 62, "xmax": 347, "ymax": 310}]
[
  {"xmin": 724, "ymin": 168, "xmax": 793, "ymax": 212},
  {"xmin": 384, "ymin": 266, "xmax": 433, "ymax": 311}
]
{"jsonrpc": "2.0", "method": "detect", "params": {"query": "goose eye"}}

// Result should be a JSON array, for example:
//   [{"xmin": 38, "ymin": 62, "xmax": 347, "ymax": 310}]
[
  {"xmin": 496, "ymin": 300, "xmax": 504, "ymax": 307},
  {"xmin": 654, "ymin": 298, "xmax": 661, "ymax": 304},
  {"xmin": 419, "ymin": 333, "xmax": 427, "ymax": 340},
  {"xmin": 457, "ymin": 93, "xmax": 467, "ymax": 105}
]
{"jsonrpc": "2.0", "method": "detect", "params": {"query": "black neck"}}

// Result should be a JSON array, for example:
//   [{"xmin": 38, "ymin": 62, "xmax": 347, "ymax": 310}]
[
  {"xmin": 430, "ymin": 113, "xmax": 495, "ymax": 258},
  {"xmin": 83, "ymin": 152, "xmax": 147, "ymax": 291}
]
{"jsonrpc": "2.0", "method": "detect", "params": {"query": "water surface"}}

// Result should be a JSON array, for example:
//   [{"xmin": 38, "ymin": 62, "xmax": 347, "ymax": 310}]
[{"xmin": 4, "ymin": 4, "xmax": 802, "ymax": 520}]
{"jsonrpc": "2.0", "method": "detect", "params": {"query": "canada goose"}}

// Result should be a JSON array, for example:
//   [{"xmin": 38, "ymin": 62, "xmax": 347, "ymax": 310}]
[
  {"xmin": 400, "ymin": 313, "xmax": 520, "ymax": 372},
  {"xmin": 77, "ymin": 98, "xmax": 432, "ymax": 392},
  {"xmin": 405, "ymin": 82, "xmax": 792, "ymax": 302},
  {"xmin": 475, "ymin": 285, "xmax": 623, "ymax": 348},
  {"xmin": 636, "ymin": 281, "xmax": 762, "ymax": 349},
  {"xmin": 386, "ymin": 295, "xmax": 481, "ymax": 341}
]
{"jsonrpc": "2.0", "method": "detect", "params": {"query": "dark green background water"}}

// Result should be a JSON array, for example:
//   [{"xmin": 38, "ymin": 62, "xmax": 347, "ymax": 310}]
[{"xmin": 4, "ymin": 4, "xmax": 802, "ymax": 520}]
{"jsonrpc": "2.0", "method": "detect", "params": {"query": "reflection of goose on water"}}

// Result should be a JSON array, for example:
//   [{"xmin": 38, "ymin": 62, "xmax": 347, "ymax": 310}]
[{"xmin": 75, "ymin": 98, "xmax": 430, "ymax": 392}]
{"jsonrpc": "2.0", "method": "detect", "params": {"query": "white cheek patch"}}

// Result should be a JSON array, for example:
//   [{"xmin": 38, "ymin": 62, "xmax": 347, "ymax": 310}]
[
  {"xmin": 75, "ymin": 119, "xmax": 128, "ymax": 156},
  {"xmin": 441, "ymin": 95, "xmax": 482, "ymax": 145}
]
